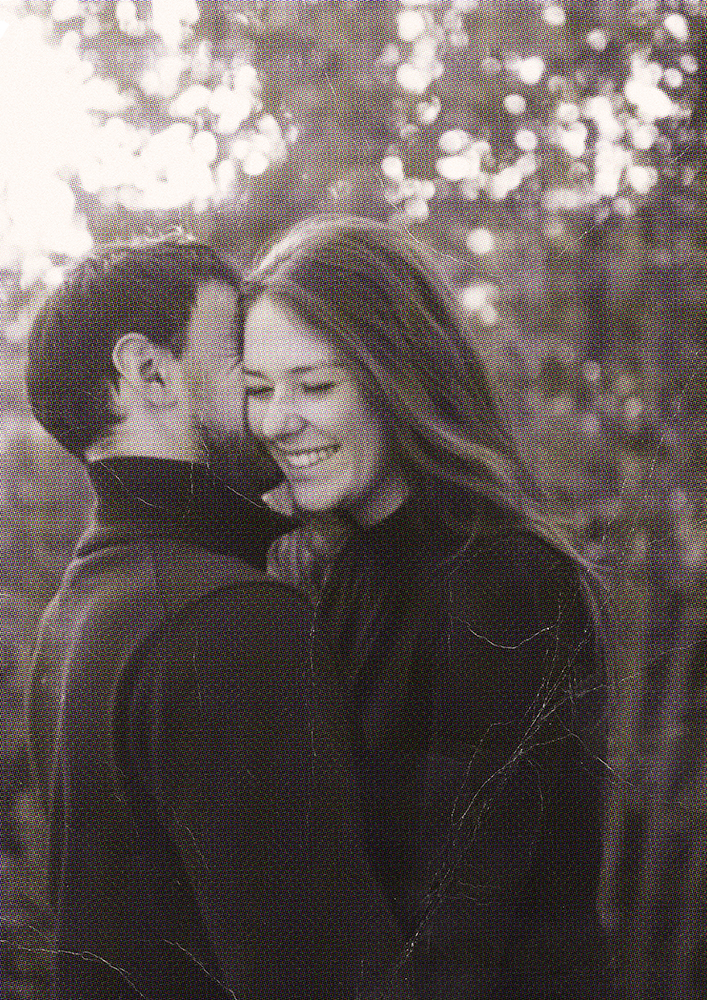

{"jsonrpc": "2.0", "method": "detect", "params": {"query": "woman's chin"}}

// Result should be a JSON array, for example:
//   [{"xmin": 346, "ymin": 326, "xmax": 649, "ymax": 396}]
[
  {"xmin": 290, "ymin": 495, "xmax": 340, "ymax": 516},
  {"xmin": 287, "ymin": 482, "xmax": 344, "ymax": 516}
]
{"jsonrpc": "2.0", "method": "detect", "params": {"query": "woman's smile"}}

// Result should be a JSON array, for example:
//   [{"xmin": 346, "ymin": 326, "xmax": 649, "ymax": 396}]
[{"xmin": 271, "ymin": 443, "xmax": 340, "ymax": 472}]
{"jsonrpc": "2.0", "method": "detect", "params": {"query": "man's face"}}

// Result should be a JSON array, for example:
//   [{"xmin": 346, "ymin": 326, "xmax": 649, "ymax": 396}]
[{"xmin": 184, "ymin": 280, "xmax": 278, "ymax": 492}]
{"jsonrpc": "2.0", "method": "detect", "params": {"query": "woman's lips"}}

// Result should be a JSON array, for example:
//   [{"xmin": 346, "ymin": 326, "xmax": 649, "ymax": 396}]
[{"xmin": 272, "ymin": 444, "xmax": 339, "ymax": 472}]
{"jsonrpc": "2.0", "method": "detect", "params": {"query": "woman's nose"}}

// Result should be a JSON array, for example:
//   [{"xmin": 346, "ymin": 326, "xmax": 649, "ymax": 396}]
[{"xmin": 260, "ymin": 391, "xmax": 307, "ymax": 440}]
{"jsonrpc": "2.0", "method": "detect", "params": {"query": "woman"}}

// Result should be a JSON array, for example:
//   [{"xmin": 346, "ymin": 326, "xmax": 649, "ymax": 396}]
[{"xmin": 239, "ymin": 217, "xmax": 614, "ymax": 998}]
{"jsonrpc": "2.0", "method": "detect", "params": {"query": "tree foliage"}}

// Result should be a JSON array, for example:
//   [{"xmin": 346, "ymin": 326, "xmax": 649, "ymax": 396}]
[
  {"xmin": 0, "ymin": 0, "xmax": 704, "ymax": 569},
  {"xmin": 0, "ymin": 4, "xmax": 706, "ymax": 994}
]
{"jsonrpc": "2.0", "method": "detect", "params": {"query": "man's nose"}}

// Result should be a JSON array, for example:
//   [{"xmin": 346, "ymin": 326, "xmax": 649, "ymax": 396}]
[{"xmin": 261, "ymin": 390, "xmax": 306, "ymax": 440}]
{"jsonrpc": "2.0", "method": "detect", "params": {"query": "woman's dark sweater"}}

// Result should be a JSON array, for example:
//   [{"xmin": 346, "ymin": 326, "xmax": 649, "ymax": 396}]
[{"xmin": 270, "ymin": 501, "xmax": 612, "ymax": 999}]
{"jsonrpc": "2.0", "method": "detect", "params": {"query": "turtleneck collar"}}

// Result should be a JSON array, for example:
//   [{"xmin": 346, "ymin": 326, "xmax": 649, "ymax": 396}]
[
  {"xmin": 86, "ymin": 457, "xmax": 294, "ymax": 570},
  {"xmin": 326, "ymin": 494, "xmax": 467, "ymax": 583}
]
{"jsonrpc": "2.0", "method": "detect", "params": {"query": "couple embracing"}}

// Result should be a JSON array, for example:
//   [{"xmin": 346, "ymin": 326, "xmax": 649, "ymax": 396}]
[{"xmin": 25, "ymin": 218, "xmax": 613, "ymax": 999}]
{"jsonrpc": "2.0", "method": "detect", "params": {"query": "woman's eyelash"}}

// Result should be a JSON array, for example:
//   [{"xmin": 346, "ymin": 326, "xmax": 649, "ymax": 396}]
[
  {"xmin": 244, "ymin": 383, "xmax": 336, "ymax": 396},
  {"xmin": 302, "ymin": 382, "xmax": 336, "ymax": 393}
]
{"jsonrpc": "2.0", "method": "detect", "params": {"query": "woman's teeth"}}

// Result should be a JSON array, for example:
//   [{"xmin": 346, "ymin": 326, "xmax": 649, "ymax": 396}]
[{"xmin": 281, "ymin": 446, "xmax": 338, "ymax": 468}]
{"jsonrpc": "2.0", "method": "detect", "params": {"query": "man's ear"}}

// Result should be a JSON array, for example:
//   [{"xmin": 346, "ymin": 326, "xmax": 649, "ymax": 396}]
[{"xmin": 112, "ymin": 333, "xmax": 183, "ymax": 408}]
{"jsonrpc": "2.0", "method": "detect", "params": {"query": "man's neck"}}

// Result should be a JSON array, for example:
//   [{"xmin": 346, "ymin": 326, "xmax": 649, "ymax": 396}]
[
  {"xmin": 84, "ymin": 424, "xmax": 205, "ymax": 465},
  {"xmin": 85, "ymin": 456, "xmax": 293, "ymax": 569}
]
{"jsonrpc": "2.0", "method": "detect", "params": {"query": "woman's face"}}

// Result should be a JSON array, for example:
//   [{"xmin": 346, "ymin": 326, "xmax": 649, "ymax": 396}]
[{"xmin": 242, "ymin": 295, "xmax": 407, "ymax": 524}]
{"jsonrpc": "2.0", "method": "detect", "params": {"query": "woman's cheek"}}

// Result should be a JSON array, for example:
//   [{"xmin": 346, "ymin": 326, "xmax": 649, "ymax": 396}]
[{"xmin": 319, "ymin": 393, "xmax": 356, "ymax": 437}]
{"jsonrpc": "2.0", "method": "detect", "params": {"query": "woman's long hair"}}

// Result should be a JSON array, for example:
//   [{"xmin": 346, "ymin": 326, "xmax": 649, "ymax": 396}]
[{"xmin": 240, "ymin": 216, "xmax": 614, "ymax": 658}]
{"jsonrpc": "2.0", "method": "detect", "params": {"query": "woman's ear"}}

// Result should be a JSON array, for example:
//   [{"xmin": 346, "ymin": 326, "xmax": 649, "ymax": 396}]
[{"xmin": 112, "ymin": 333, "xmax": 183, "ymax": 408}]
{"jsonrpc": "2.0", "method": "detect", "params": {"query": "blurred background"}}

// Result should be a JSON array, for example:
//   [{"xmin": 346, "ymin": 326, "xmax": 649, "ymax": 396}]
[{"xmin": 0, "ymin": 1, "xmax": 703, "ymax": 996}]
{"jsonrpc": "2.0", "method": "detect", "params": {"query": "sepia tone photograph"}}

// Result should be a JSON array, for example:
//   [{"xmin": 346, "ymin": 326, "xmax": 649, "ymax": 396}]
[{"xmin": 0, "ymin": 1, "xmax": 704, "ymax": 997}]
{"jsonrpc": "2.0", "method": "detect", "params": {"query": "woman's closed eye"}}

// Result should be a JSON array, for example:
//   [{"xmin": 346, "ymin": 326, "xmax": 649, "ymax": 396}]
[
  {"xmin": 245, "ymin": 382, "xmax": 337, "ymax": 397},
  {"xmin": 301, "ymin": 382, "xmax": 336, "ymax": 394}
]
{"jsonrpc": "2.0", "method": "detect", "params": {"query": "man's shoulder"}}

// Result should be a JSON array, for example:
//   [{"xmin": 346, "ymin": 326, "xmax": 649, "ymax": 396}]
[
  {"xmin": 61, "ymin": 525, "xmax": 287, "ymax": 613},
  {"xmin": 145, "ymin": 537, "xmax": 269, "ymax": 613},
  {"xmin": 150, "ymin": 538, "xmax": 316, "ymax": 651},
  {"xmin": 29, "ymin": 530, "xmax": 309, "ymax": 798},
  {"xmin": 33, "ymin": 528, "xmax": 310, "ymax": 674}
]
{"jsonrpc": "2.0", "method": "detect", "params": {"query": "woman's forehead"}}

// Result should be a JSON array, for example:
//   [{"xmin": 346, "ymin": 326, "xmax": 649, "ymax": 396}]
[{"xmin": 242, "ymin": 295, "xmax": 343, "ymax": 373}]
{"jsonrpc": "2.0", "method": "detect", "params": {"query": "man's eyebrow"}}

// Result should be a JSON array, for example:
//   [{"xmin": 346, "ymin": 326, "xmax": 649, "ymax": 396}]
[{"xmin": 241, "ymin": 364, "xmax": 342, "ymax": 377}]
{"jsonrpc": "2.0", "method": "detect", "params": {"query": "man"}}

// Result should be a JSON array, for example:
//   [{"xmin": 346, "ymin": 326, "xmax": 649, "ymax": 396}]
[
  {"xmin": 0, "ymin": 420, "xmax": 93, "ymax": 995},
  {"xmin": 24, "ymin": 237, "xmax": 408, "ymax": 1000}
]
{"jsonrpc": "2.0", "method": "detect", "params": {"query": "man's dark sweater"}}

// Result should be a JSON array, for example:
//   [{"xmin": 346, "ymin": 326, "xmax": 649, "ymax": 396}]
[{"xmin": 26, "ymin": 458, "xmax": 409, "ymax": 1000}]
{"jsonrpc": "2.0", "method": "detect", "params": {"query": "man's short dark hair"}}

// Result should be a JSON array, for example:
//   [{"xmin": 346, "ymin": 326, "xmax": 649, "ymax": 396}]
[{"xmin": 26, "ymin": 235, "xmax": 240, "ymax": 459}]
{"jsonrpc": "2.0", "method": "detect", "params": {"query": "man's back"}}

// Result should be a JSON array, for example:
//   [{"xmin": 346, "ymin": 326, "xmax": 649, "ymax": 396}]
[{"xmin": 28, "ymin": 459, "xmax": 408, "ymax": 1000}]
